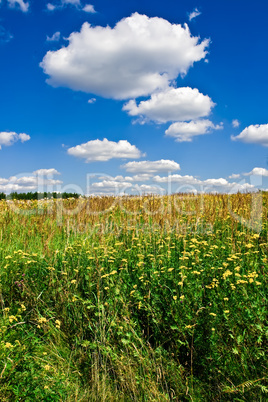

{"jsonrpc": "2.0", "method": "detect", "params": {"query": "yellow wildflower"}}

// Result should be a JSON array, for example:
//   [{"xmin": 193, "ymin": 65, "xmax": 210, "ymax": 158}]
[
  {"xmin": 223, "ymin": 269, "xmax": 232, "ymax": 280},
  {"xmin": 8, "ymin": 315, "xmax": 17, "ymax": 323}
]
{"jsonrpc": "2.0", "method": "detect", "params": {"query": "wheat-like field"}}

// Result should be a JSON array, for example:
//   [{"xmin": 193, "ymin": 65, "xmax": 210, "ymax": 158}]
[{"xmin": 0, "ymin": 193, "xmax": 267, "ymax": 401}]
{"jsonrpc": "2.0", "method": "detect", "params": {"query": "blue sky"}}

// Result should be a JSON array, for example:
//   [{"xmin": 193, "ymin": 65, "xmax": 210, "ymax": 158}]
[{"xmin": 1, "ymin": 0, "xmax": 268, "ymax": 195}]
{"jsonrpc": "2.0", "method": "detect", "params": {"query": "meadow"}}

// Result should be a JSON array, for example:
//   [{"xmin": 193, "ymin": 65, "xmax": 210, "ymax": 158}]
[{"xmin": 0, "ymin": 192, "xmax": 267, "ymax": 401}]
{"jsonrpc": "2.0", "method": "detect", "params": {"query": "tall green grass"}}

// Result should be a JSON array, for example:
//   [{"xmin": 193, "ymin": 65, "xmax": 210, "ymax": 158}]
[{"xmin": 0, "ymin": 194, "xmax": 267, "ymax": 401}]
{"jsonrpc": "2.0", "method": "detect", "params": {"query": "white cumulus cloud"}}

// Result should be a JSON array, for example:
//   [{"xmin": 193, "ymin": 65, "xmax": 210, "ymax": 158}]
[
  {"xmin": 46, "ymin": 3, "xmax": 56, "ymax": 10},
  {"xmin": 0, "ymin": 131, "xmax": 30, "ymax": 150},
  {"xmin": 62, "ymin": 0, "xmax": 80, "ymax": 4},
  {"xmin": 41, "ymin": 13, "xmax": 209, "ymax": 100},
  {"xmin": 46, "ymin": 0, "xmax": 82, "ymax": 11},
  {"xmin": 231, "ymin": 124, "xmax": 268, "ymax": 146},
  {"xmin": 153, "ymin": 174, "xmax": 201, "ymax": 185},
  {"xmin": 92, "ymin": 180, "xmax": 132, "ymax": 190},
  {"xmin": 244, "ymin": 167, "xmax": 268, "ymax": 176},
  {"xmin": 153, "ymin": 174, "xmax": 256, "ymax": 193},
  {"xmin": 98, "ymin": 175, "xmax": 134, "ymax": 182},
  {"xmin": 204, "ymin": 178, "xmax": 229, "ymax": 186},
  {"xmin": 122, "ymin": 159, "xmax": 181, "ymax": 174},
  {"xmin": 232, "ymin": 119, "xmax": 240, "ymax": 128},
  {"xmin": 228, "ymin": 173, "xmax": 241, "ymax": 179},
  {"xmin": 18, "ymin": 133, "xmax": 30, "ymax": 142},
  {"xmin": 123, "ymin": 87, "xmax": 214, "ymax": 123},
  {"xmin": 46, "ymin": 32, "xmax": 61, "ymax": 42},
  {"xmin": 132, "ymin": 184, "xmax": 165, "ymax": 195},
  {"xmin": 188, "ymin": 8, "xmax": 201, "ymax": 21},
  {"xmin": 165, "ymin": 119, "xmax": 223, "ymax": 142},
  {"xmin": 0, "ymin": 169, "xmax": 62, "ymax": 194},
  {"xmin": 83, "ymin": 4, "xmax": 95, "ymax": 13},
  {"xmin": 7, "ymin": 0, "xmax": 29, "ymax": 12},
  {"xmin": 132, "ymin": 174, "xmax": 152, "ymax": 182},
  {"xmin": 33, "ymin": 168, "xmax": 61, "ymax": 176},
  {"xmin": 98, "ymin": 173, "xmax": 153, "ymax": 182},
  {"xmin": 67, "ymin": 138, "xmax": 144, "ymax": 162},
  {"xmin": 88, "ymin": 179, "xmax": 132, "ymax": 196}
]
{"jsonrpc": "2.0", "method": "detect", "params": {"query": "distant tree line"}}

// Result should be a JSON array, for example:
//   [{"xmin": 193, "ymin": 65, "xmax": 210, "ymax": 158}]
[{"xmin": 0, "ymin": 192, "xmax": 80, "ymax": 200}]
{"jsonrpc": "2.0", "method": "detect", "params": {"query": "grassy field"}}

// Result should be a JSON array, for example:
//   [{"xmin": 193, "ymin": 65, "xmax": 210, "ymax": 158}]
[{"xmin": 0, "ymin": 193, "xmax": 267, "ymax": 401}]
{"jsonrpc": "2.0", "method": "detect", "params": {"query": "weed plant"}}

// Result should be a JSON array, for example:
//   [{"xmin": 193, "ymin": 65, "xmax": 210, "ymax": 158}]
[{"xmin": 0, "ymin": 193, "xmax": 267, "ymax": 401}]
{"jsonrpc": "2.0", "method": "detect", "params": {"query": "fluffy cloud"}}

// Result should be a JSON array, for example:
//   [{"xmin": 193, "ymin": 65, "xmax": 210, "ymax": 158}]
[
  {"xmin": 228, "ymin": 173, "xmax": 241, "ymax": 179},
  {"xmin": 33, "ymin": 168, "xmax": 61, "ymax": 176},
  {"xmin": 123, "ymin": 87, "xmax": 214, "ymax": 123},
  {"xmin": 98, "ymin": 174, "xmax": 152, "ymax": 182},
  {"xmin": 7, "ymin": 0, "xmax": 29, "ymax": 12},
  {"xmin": 122, "ymin": 159, "xmax": 181, "ymax": 174},
  {"xmin": 88, "ymin": 97, "xmax": 96, "ymax": 104},
  {"xmin": 18, "ymin": 133, "xmax": 30, "ymax": 142},
  {"xmin": 188, "ymin": 8, "xmax": 201, "ymax": 21},
  {"xmin": 98, "ymin": 175, "xmax": 134, "ymax": 182},
  {"xmin": 165, "ymin": 119, "xmax": 222, "ymax": 142},
  {"xmin": 91, "ymin": 180, "xmax": 132, "ymax": 190},
  {"xmin": 46, "ymin": 3, "xmax": 56, "ymax": 10},
  {"xmin": 244, "ymin": 167, "xmax": 268, "ymax": 176},
  {"xmin": 41, "ymin": 13, "xmax": 209, "ymax": 100},
  {"xmin": 46, "ymin": 32, "xmax": 61, "ymax": 42},
  {"xmin": 132, "ymin": 174, "xmax": 152, "ymax": 182},
  {"xmin": 154, "ymin": 174, "xmax": 256, "ymax": 193},
  {"xmin": 0, "ymin": 169, "xmax": 62, "ymax": 193},
  {"xmin": 0, "ymin": 132, "xmax": 30, "ymax": 150},
  {"xmin": 223, "ymin": 182, "xmax": 256, "ymax": 193},
  {"xmin": 132, "ymin": 184, "xmax": 165, "ymax": 195},
  {"xmin": 46, "ymin": 0, "xmax": 83, "ymax": 11},
  {"xmin": 232, "ymin": 119, "xmax": 240, "ymax": 128},
  {"xmin": 204, "ymin": 178, "xmax": 229, "ymax": 186},
  {"xmin": 88, "ymin": 179, "xmax": 132, "ymax": 196},
  {"xmin": 11, "ymin": 176, "xmax": 62, "ymax": 186},
  {"xmin": 62, "ymin": 0, "xmax": 80, "ymax": 4},
  {"xmin": 88, "ymin": 171, "xmax": 258, "ymax": 196},
  {"xmin": 83, "ymin": 4, "xmax": 95, "ymax": 13},
  {"xmin": 153, "ymin": 174, "xmax": 201, "ymax": 185},
  {"xmin": 231, "ymin": 124, "xmax": 268, "ymax": 146},
  {"xmin": 67, "ymin": 138, "xmax": 144, "ymax": 162}
]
